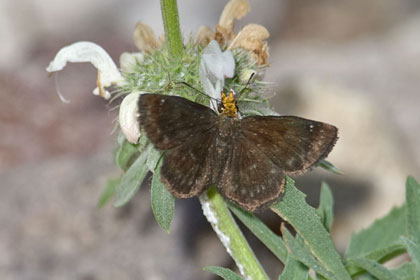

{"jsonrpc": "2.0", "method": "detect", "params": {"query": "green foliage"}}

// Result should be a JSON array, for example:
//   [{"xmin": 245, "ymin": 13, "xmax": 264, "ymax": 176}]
[
  {"xmin": 281, "ymin": 225, "xmax": 333, "ymax": 279},
  {"xmin": 319, "ymin": 160, "xmax": 342, "ymax": 175},
  {"xmin": 151, "ymin": 157, "xmax": 175, "ymax": 232},
  {"xmin": 391, "ymin": 262, "xmax": 416, "ymax": 280},
  {"xmin": 114, "ymin": 145, "xmax": 152, "ymax": 207},
  {"xmin": 348, "ymin": 258, "xmax": 398, "ymax": 280},
  {"xmin": 105, "ymin": 3, "xmax": 420, "ymax": 279},
  {"xmin": 406, "ymin": 176, "xmax": 420, "ymax": 244},
  {"xmin": 203, "ymin": 266, "xmax": 243, "ymax": 280},
  {"xmin": 278, "ymin": 255, "xmax": 309, "ymax": 280},
  {"xmin": 229, "ymin": 204, "xmax": 288, "ymax": 263},
  {"xmin": 345, "ymin": 205, "xmax": 406, "ymax": 261},
  {"xmin": 271, "ymin": 177, "xmax": 351, "ymax": 280},
  {"xmin": 97, "ymin": 177, "xmax": 120, "ymax": 208},
  {"xmin": 316, "ymin": 182, "xmax": 334, "ymax": 231}
]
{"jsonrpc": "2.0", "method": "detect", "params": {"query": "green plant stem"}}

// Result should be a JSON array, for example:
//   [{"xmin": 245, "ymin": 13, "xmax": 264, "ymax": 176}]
[
  {"xmin": 160, "ymin": 0, "xmax": 183, "ymax": 59},
  {"xmin": 200, "ymin": 188, "xmax": 269, "ymax": 280},
  {"xmin": 160, "ymin": 1, "xmax": 265, "ymax": 278}
]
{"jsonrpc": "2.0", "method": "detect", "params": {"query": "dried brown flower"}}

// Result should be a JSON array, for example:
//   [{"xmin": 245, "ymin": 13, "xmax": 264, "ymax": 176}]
[{"xmin": 133, "ymin": 21, "xmax": 161, "ymax": 53}]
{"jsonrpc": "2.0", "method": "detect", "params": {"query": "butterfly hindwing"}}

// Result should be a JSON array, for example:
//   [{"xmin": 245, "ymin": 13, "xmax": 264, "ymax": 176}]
[
  {"xmin": 217, "ymin": 132, "xmax": 286, "ymax": 212},
  {"xmin": 241, "ymin": 116, "xmax": 338, "ymax": 175},
  {"xmin": 138, "ymin": 94, "xmax": 218, "ymax": 150},
  {"xmin": 160, "ymin": 128, "xmax": 216, "ymax": 198}
]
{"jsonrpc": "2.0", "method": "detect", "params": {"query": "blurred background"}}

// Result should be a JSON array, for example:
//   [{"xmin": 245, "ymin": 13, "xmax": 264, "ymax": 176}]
[{"xmin": 1, "ymin": 0, "xmax": 419, "ymax": 279}]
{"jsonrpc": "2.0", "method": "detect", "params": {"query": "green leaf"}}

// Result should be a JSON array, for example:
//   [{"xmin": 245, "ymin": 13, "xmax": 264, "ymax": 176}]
[
  {"xmin": 114, "ymin": 145, "xmax": 152, "ymax": 207},
  {"xmin": 345, "ymin": 205, "xmax": 407, "ymax": 276},
  {"xmin": 147, "ymin": 146, "xmax": 162, "ymax": 173},
  {"xmin": 115, "ymin": 136, "xmax": 139, "ymax": 171},
  {"xmin": 345, "ymin": 205, "xmax": 406, "ymax": 264},
  {"xmin": 316, "ymin": 182, "xmax": 334, "ymax": 231},
  {"xmin": 345, "ymin": 206, "xmax": 406, "ymax": 257},
  {"xmin": 151, "ymin": 157, "xmax": 175, "ymax": 232},
  {"xmin": 270, "ymin": 177, "xmax": 350, "ymax": 280},
  {"xmin": 358, "ymin": 274, "xmax": 379, "ymax": 280},
  {"xmin": 97, "ymin": 177, "xmax": 120, "ymax": 208},
  {"xmin": 281, "ymin": 226, "xmax": 334, "ymax": 279},
  {"xmin": 406, "ymin": 176, "xmax": 420, "ymax": 244},
  {"xmin": 347, "ymin": 258, "xmax": 398, "ymax": 280},
  {"xmin": 390, "ymin": 262, "xmax": 416, "ymax": 280},
  {"xmin": 229, "ymin": 204, "xmax": 288, "ymax": 263},
  {"xmin": 402, "ymin": 237, "xmax": 420, "ymax": 278},
  {"xmin": 278, "ymin": 255, "xmax": 309, "ymax": 280},
  {"xmin": 319, "ymin": 160, "xmax": 342, "ymax": 175},
  {"xmin": 203, "ymin": 266, "xmax": 242, "ymax": 280}
]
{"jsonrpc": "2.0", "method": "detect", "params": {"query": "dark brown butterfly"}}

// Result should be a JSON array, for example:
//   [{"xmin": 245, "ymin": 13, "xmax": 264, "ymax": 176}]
[{"xmin": 138, "ymin": 91, "xmax": 338, "ymax": 212}]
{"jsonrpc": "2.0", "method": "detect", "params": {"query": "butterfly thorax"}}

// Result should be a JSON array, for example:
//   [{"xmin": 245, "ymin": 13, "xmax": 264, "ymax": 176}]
[{"xmin": 219, "ymin": 90, "xmax": 238, "ymax": 118}]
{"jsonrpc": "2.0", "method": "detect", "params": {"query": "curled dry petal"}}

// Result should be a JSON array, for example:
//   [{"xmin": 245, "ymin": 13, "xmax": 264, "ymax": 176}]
[
  {"xmin": 46, "ymin": 41, "xmax": 123, "ymax": 99},
  {"xmin": 133, "ymin": 21, "xmax": 161, "ymax": 54},
  {"xmin": 215, "ymin": 0, "xmax": 250, "ymax": 46},
  {"xmin": 196, "ymin": 26, "xmax": 215, "ymax": 46},
  {"xmin": 119, "ymin": 91, "xmax": 144, "ymax": 143},
  {"xmin": 214, "ymin": 25, "xmax": 232, "ymax": 46},
  {"xmin": 229, "ymin": 24, "xmax": 270, "ymax": 65},
  {"xmin": 219, "ymin": 0, "xmax": 250, "ymax": 32}
]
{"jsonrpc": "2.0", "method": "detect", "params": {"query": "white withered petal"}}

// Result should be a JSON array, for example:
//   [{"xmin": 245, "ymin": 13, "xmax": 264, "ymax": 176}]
[
  {"xmin": 119, "ymin": 91, "xmax": 145, "ymax": 143},
  {"xmin": 46, "ymin": 41, "xmax": 123, "ymax": 100},
  {"xmin": 199, "ymin": 40, "xmax": 235, "ymax": 111}
]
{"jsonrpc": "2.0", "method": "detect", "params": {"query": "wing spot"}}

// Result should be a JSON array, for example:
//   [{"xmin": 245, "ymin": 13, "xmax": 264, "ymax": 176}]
[{"xmin": 309, "ymin": 124, "xmax": 314, "ymax": 132}]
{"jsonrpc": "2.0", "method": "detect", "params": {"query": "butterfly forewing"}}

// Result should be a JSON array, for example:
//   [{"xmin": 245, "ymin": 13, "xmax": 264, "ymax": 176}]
[
  {"xmin": 241, "ymin": 116, "xmax": 338, "ymax": 175},
  {"xmin": 138, "ymin": 94, "xmax": 218, "ymax": 150},
  {"xmin": 138, "ymin": 94, "xmax": 338, "ymax": 212}
]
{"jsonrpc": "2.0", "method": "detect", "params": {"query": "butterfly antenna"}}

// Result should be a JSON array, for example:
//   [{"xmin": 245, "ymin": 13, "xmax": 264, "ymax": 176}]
[
  {"xmin": 237, "ymin": 72, "xmax": 256, "ymax": 99},
  {"xmin": 176, "ymin": 81, "xmax": 219, "ymax": 102}
]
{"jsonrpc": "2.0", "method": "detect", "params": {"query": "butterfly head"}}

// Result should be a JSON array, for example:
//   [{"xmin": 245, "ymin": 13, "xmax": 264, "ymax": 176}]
[{"xmin": 219, "ymin": 90, "xmax": 238, "ymax": 118}]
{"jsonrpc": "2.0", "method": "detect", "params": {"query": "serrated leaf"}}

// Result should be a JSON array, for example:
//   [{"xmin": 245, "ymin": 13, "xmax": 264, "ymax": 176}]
[
  {"xmin": 281, "ymin": 226, "xmax": 334, "ymax": 279},
  {"xmin": 390, "ymin": 262, "xmax": 416, "ymax": 280},
  {"xmin": 319, "ymin": 160, "xmax": 342, "ymax": 175},
  {"xmin": 316, "ymin": 182, "xmax": 334, "ymax": 231},
  {"xmin": 278, "ymin": 255, "xmax": 309, "ymax": 280},
  {"xmin": 406, "ymin": 176, "xmax": 420, "ymax": 244},
  {"xmin": 151, "ymin": 158, "xmax": 175, "ymax": 233},
  {"xmin": 402, "ymin": 237, "xmax": 420, "ymax": 278},
  {"xmin": 270, "ymin": 177, "xmax": 350, "ymax": 280},
  {"xmin": 114, "ymin": 145, "xmax": 152, "ymax": 207},
  {"xmin": 347, "ymin": 258, "xmax": 398, "ymax": 280},
  {"xmin": 229, "ymin": 204, "xmax": 288, "ymax": 263},
  {"xmin": 146, "ymin": 146, "xmax": 162, "ymax": 173},
  {"xmin": 358, "ymin": 274, "xmax": 380, "ymax": 280},
  {"xmin": 97, "ymin": 177, "xmax": 120, "ymax": 208},
  {"xmin": 203, "ymin": 266, "xmax": 242, "ymax": 280},
  {"xmin": 345, "ymin": 205, "xmax": 406, "ymax": 260}
]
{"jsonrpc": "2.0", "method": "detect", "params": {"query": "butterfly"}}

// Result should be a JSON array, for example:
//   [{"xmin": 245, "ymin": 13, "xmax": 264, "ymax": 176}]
[{"xmin": 138, "ymin": 90, "xmax": 338, "ymax": 212}]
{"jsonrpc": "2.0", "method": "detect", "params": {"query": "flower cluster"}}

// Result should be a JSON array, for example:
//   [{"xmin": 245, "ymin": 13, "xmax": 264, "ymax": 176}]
[{"xmin": 45, "ymin": 0, "xmax": 270, "ymax": 143}]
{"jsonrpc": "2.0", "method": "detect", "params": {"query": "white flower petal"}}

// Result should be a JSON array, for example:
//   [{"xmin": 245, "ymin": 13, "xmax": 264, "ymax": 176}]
[
  {"xmin": 46, "ymin": 41, "xmax": 123, "ymax": 100},
  {"xmin": 119, "ymin": 52, "xmax": 144, "ymax": 74},
  {"xmin": 119, "ymin": 91, "xmax": 145, "ymax": 143},
  {"xmin": 199, "ymin": 40, "xmax": 235, "ymax": 110}
]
